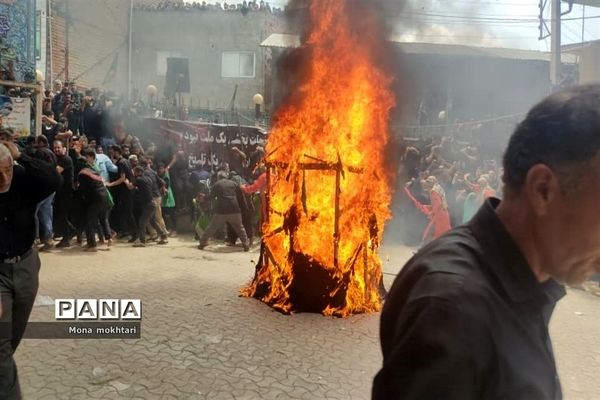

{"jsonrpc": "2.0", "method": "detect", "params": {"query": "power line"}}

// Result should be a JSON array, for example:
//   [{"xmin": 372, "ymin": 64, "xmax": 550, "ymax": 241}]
[
  {"xmin": 563, "ymin": 22, "xmax": 583, "ymax": 42},
  {"xmin": 438, "ymin": 0, "xmax": 537, "ymax": 6},
  {"xmin": 399, "ymin": 34, "xmax": 541, "ymax": 40},
  {"xmin": 392, "ymin": 11, "xmax": 540, "ymax": 22},
  {"xmin": 389, "ymin": 11, "xmax": 600, "ymax": 24}
]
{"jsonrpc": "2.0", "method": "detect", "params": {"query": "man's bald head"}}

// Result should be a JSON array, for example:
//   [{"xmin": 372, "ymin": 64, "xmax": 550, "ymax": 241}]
[{"xmin": 0, "ymin": 143, "xmax": 14, "ymax": 193}]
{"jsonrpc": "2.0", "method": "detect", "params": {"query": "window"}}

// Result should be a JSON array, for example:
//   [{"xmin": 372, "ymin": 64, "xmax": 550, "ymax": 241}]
[
  {"xmin": 156, "ymin": 50, "xmax": 183, "ymax": 76},
  {"xmin": 221, "ymin": 52, "xmax": 255, "ymax": 78},
  {"xmin": 35, "ymin": 11, "xmax": 42, "ymax": 60}
]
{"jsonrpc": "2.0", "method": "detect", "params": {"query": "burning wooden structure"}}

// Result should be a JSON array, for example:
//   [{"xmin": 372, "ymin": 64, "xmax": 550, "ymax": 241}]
[{"xmin": 242, "ymin": 0, "xmax": 396, "ymax": 317}]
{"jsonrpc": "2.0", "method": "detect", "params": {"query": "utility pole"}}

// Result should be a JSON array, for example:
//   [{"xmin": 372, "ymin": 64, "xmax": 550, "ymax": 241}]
[
  {"xmin": 582, "ymin": 5, "xmax": 586, "ymax": 44},
  {"xmin": 65, "ymin": 0, "xmax": 70, "ymax": 82},
  {"xmin": 550, "ymin": 0, "xmax": 561, "ymax": 86},
  {"xmin": 127, "ymin": 0, "xmax": 133, "ymax": 103}
]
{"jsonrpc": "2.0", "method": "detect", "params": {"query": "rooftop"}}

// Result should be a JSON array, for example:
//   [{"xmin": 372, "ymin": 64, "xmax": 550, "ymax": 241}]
[{"xmin": 261, "ymin": 33, "xmax": 578, "ymax": 63}]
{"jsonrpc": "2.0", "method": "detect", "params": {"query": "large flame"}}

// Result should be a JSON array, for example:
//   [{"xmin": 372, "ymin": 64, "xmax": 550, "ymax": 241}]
[{"xmin": 243, "ymin": 0, "xmax": 395, "ymax": 317}]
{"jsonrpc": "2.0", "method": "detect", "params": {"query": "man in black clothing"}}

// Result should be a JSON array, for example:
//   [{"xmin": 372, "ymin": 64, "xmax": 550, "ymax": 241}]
[
  {"xmin": 32, "ymin": 136, "xmax": 58, "ymax": 251},
  {"xmin": 67, "ymin": 82, "xmax": 83, "ymax": 134},
  {"xmin": 132, "ymin": 166, "xmax": 166, "ymax": 247},
  {"xmin": 53, "ymin": 140, "xmax": 75, "ymax": 248},
  {"xmin": 41, "ymin": 112, "xmax": 59, "ymax": 146},
  {"xmin": 373, "ymin": 85, "xmax": 600, "ymax": 399},
  {"xmin": 0, "ymin": 140, "xmax": 61, "ymax": 399},
  {"xmin": 107, "ymin": 145, "xmax": 136, "ymax": 240},
  {"xmin": 66, "ymin": 136, "xmax": 87, "ymax": 245},
  {"xmin": 51, "ymin": 86, "xmax": 68, "ymax": 120},
  {"xmin": 77, "ymin": 152, "xmax": 111, "ymax": 252},
  {"xmin": 198, "ymin": 171, "xmax": 250, "ymax": 251}
]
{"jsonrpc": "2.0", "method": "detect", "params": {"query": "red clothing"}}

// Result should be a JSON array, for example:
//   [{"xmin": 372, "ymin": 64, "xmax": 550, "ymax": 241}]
[
  {"xmin": 482, "ymin": 187, "xmax": 496, "ymax": 199},
  {"xmin": 241, "ymin": 173, "xmax": 266, "ymax": 194},
  {"xmin": 405, "ymin": 187, "xmax": 452, "ymax": 241},
  {"xmin": 428, "ymin": 191, "xmax": 452, "ymax": 239}
]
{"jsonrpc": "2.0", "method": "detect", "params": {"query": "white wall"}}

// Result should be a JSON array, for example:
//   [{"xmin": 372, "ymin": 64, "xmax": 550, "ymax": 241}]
[{"xmin": 579, "ymin": 44, "xmax": 600, "ymax": 84}]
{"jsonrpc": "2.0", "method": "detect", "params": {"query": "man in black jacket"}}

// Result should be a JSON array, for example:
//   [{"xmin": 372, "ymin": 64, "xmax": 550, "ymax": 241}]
[
  {"xmin": 107, "ymin": 145, "xmax": 136, "ymax": 241},
  {"xmin": 77, "ymin": 151, "xmax": 111, "ymax": 252},
  {"xmin": 0, "ymin": 139, "xmax": 61, "ymax": 399},
  {"xmin": 373, "ymin": 85, "xmax": 600, "ymax": 399},
  {"xmin": 132, "ymin": 166, "xmax": 167, "ymax": 247},
  {"xmin": 198, "ymin": 171, "xmax": 250, "ymax": 251},
  {"xmin": 53, "ymin": 140, "xmax": 75, "ymax": 248},
  {"xmin": 32, "ymin": 135, "xmax": 58, "ymax": 251}
]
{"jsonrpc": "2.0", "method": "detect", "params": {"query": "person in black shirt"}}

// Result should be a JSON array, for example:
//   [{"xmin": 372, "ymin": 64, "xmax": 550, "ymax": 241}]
[
  {"xmin": 373, "ymin": 85, "xmax": 600, "ymax": 400},
  {"xmin": 32, "ymin": 136, "xmax": 58, "ymax": 251},
  {"xmin": 67, "ymin": 136, "xmax": 87, "ymax": 245},
  {"xmin": 67, "ymin": 82, "xmax": 83, "ymax": 134},
  {"xmin": 82, "ymin": 96, "xmax": 100, "ymax": 142},
  {"xmin": 132, "ymin": 166, "xmax": 165, "ymax": 247},
  {"xmin": 107, "ymin": 145, "xmax": 137, "ymax": 241},
  {"xmin": 53, "ymin": 140, "xmax": 76, "ymax": 248},
  {"xmin": 0, "ymin": 140, "xmax": 61, "ymax": 399},
  {"xmin": 77, "ymin": 151, "xmax": 111, "ymax": 252},
  {"xmin": 41, "ymin": 112, "xmax": 59, "ymax": 146},
  {"xmin": 198, "ymin": 171, "xmax": 250, "ymax": 251}
]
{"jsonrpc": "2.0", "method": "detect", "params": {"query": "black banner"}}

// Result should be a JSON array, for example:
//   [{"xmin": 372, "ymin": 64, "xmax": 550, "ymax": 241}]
[{"xmin": 138, "ymin": 118, "xmax": 267, "ymax": 170}]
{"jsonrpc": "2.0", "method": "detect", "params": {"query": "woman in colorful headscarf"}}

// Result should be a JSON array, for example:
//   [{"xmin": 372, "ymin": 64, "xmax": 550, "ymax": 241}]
[{"xmin": 405, "ymin": 176, "xmax": 452, "ymax": 243}]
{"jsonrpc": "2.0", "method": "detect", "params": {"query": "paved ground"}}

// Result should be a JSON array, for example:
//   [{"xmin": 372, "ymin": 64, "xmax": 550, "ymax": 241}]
[{"xmin": 14, "ymin": 237, "xmax": 600, "ymax": 399}]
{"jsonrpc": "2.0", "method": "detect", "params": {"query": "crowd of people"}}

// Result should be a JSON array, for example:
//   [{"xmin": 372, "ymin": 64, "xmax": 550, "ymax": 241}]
[
  {"xmin": 4, "ymin": 78, "xmax": 508, "ymax": 254},
  {"xmin": 6, "ymin": 77, "xmax": 503, "ymax": 255},
  {"xmin": 399, "ymin": 134, "xmax": 503, "ymax": 246},
  {"xmin": 1, "ymin": 79, "xmax": 268, "ymax": 253},
  {"xmin": 136, "ymin": 1, "xmax": 284, "ymax": 14}
]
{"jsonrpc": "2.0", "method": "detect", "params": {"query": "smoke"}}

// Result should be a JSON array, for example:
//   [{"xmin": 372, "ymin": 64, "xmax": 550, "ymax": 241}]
[
  {"xmin": 274, "ymin": 0, "xmax": 407, "ymax": 111},
  {"xmin": 276, "ymin": 0, "xmax": 515, "ymax": 48},
  {"xmin": 383, "ymin": 0, "xmax": 504, "ymax": 47}
]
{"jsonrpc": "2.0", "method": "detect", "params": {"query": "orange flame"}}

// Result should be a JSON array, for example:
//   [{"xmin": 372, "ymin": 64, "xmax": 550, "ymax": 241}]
[{"xmin": 243, "ymin": 0, "xmax": 395, "ymax": 317}]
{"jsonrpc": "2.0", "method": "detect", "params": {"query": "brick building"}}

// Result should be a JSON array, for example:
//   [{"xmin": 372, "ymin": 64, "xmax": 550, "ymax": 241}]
[
  {"xmin": 36, "ymin": 0, "xmax": 284, "ymax": 112},
  {"xmin": 37, "ymin": 0, "xmax": 183, "ymax": 92}
]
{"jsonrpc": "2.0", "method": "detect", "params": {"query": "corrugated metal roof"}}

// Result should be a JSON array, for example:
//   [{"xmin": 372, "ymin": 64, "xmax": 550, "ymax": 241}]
[{"xmin": 261, "ymin": 33, "xmax": 577, "ymax": 63}]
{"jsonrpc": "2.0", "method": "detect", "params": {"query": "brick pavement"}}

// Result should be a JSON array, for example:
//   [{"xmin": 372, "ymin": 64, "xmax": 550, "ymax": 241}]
[{"xmin": 13, "ymin": 239, "xmax": 600, "ymax": 399}]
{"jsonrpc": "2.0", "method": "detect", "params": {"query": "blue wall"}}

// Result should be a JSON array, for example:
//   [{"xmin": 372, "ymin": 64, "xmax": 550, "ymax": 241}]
[{"xmin": 0, "ymin": 0, "xmax": 36, "ymax": 82}]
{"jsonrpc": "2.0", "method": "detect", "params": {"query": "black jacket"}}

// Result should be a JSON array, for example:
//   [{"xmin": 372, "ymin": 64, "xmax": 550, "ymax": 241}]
[
  {"xmin": 210, "ymin": 178, "xmax": 242, "ymax": 214},
  {"xmin": 0, "ymin": 154, "xmax": 62, "ymax": 258},
  {"xmin": 77, "ymin": 169, "xmax": 108, "ymax": 204},
  {"xmin": 373, "ymin": 199, "xmax": 565, "ymax": 400},
  {"xmin": 133, "ymin": 174, "xmax": 154, "ymax": 205}
]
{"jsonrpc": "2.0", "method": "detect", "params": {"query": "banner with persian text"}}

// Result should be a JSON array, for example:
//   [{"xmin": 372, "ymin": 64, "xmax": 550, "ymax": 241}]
[{"xmin": 138, "ymin": 118, "xmax": 267, "ymax": 170}]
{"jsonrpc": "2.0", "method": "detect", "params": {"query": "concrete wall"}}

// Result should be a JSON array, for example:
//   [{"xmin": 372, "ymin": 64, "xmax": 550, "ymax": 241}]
[
  {"xmin": 579, "ymin": 44, "xmax": 600, "ymax": 84},
  {"xmin": 131, "ymin": 10, "xmax": 284, "ymax": 111},
  {"xmin": 49, "ymin": 0, "xmax": 129, "ymax": 92},
  {"xmin": 47, "ymin": 0, "xmax": 178, "ymax": 93}
]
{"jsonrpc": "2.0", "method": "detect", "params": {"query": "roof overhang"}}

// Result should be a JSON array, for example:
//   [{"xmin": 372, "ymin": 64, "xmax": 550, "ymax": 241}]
[
  {"xmin": 562, "ymin": 0, "xmax": 600, "ymax": 6},
  {"xmin": 261, "ymin": 33, "xmax": 578, "ymax": 64}
]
